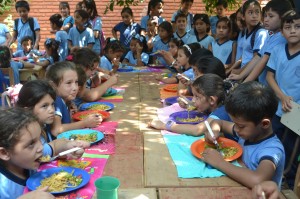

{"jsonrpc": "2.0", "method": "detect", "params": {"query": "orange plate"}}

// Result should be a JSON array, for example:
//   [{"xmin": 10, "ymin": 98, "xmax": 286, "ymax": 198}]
[
  {"xmin": 190, "ymin": 137, "xmax": 243, "ymax": 161},
  {"xmin": 72, "ymin": 110, "xmax": 110, "ymax": 121},
  {"xmin": 163, "ymin": 84, "xmax": 178, "ymax": 92}
]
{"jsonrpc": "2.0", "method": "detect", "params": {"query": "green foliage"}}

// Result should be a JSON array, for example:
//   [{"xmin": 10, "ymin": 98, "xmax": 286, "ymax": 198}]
[
  {"xmin": 104, "ymin": 0, "xmax": 144, "ymax": 14},
  {"xmin": 202, "ymin": 0, "xmax": 242, "ymax": 15},
  {"xmin": 0, "ymin": 0, "xmax": 13, "ymax": 15}
]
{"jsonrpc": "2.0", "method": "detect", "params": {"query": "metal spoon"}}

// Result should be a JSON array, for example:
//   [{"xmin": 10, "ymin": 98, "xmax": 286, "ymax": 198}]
[{"xmin": 204, "ymin": 121, "xmax": 224, "ymax": 156}]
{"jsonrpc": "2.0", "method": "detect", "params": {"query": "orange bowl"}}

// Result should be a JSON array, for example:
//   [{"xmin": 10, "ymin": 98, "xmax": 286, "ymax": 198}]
[
  {"xmin": 72, "ymin": 110, "xmax": 110, "ymax": 121},
  {"xmin": 163, "ymin": 84, "xmax": 178, "ymax": 92},
  {"xmin": 190, "ymin": 137, "xmax": 243, "ymax": 161}
]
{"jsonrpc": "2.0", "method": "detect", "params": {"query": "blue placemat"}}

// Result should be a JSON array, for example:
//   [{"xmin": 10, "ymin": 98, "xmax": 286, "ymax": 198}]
[{"xmin": 163, "ymin": 134, "xmax": 240, "ymax": 178}]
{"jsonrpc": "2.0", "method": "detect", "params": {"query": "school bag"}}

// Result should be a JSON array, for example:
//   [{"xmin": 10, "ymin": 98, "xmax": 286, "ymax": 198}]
[{"xmin": 14, "ymin": 17, "xmax": 36, "ymax": 43}]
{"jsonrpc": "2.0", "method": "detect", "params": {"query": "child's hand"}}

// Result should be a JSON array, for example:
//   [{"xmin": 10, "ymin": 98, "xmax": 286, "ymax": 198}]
[
  {"xmin": 177, "ymin": 74, "xmax": 191, "ymax": 86},
  {"xmin": 69, "ymin": 102, "xmax": 78, "ymax": 115},
  {"xmin": 107, "ymin": 74, "xmax": 119, "ymax": 85},
  {"xmin": 201, "ymin": 148, "xmax": 224, "ymax": 167},
  {"xmin": 83, "ymin": 114, "xmax": 103, "ymax": 128},
  {"xmin": 252, "ymin": 181, "xmax": 280, "ymax": 199},
  {"xmin": 280, "ymin": 95, "xmax": 293, "ymax": 112},
  {"xmin": 228, "ymin": 73, "xmax": 241, "ymax": 81},
  {"xmin": 148, "ymin": 119, "xmax": 165, "ymax": 130},
  {"xmin": 65, "ymin": 140, "xmax": 90, "ymax": 159},
  {"xmin": 18, "ymin": 187, "xmax": 55, "ymax": 199},
  {"xmin": 204, "ymin": 121, "xmax": 220, "ymax": 144},
  {"xmin": 136, "ymin": 43, "xmax": 143, "ymax": 53},
  {"xmin": 111, "ymin": 58, "xmax": 120, "ymax": 66}
]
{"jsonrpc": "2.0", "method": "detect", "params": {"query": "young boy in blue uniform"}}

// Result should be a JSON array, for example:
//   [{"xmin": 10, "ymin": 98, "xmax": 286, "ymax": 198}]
[
  {"xmin": 203, "ymin": 81, "xmax": 285, "ymax": 188},
  {"xmin": 10, "ymin": 0, "xmax": 40, "ymax": 51},
  {"xmin": 173, "ymin": 13, "xmax": 196, "ymax": 44},
  {"xmin": 266, "ymin": 10, "xmax": 300, "ymax": 188},
  {"xmin": 209, "ymin": 0, "xmax": 228, "ymax": 37}
]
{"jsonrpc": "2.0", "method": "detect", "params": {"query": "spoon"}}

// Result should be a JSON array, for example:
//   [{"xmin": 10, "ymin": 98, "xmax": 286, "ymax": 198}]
[
  {"xmin": 204, "ymin": 121, "xmax": 224, "ymax": 156},
  {"xmin": 49, "ymin": 147, "xmax": 83, "ymax": 162}
]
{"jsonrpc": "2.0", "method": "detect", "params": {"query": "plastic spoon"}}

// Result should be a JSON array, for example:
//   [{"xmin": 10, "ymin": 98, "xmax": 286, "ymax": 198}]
[
  {"xmin": 204, "ymin": 121, "xmax": 224, "ymax": 156},
  {"xmin": 50, "ymin": 147, "xmax": 83, "ymax": 161}
]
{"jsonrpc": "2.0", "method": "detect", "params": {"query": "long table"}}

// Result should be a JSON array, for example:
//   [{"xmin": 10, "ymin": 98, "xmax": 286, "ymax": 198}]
[{"xmin": 90, "ymin": 72, "xmax": 269, "ymax": 199}]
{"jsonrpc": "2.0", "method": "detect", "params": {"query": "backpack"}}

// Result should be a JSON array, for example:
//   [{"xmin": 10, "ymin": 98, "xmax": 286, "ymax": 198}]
[
  {"xmin": 250, "ymin": 24, "xmax": 263, "ymax": 50},
  {"xmin": 14, "ymin": 17, "xmax": 36, "ymax": 43}
]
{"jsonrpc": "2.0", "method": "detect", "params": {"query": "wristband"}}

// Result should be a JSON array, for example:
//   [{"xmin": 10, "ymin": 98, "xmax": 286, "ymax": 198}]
[{"xmin": 165, "ymin": 120, "xmax": 175, "ymax": 131}]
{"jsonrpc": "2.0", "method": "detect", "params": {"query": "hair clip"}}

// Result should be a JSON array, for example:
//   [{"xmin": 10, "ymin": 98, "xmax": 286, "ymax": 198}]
[
  {"xmin": 0, "ymin": 50, "xmax": 5, "ymax": 55},
  {"xmin": 45, "ymin": 38, "xmax": 52, "ymax": 46},
  {"xmin": 134, "ymin": 34, "xmax": 144, "ymax": 43},
  {"xmin": 183, "ymin": 44, "xmax": 192, "ymax": 55}
]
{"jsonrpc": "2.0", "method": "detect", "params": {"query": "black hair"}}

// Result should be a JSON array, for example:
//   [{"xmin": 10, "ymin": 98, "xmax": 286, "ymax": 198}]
[
  {"xmin": 181, "ymin": 0, "xmax": 193, "ymax": 3},
  {"xmin": 59, "ymin": 1, "xmax": 71, "ymax": 15},
  {"xmin": 281, "ymin": 10, "xmax": 300, "ymax": 29},
  {"xmin": 264, "ymin": 0, "xmax": 292, "ymax": 18},
  {"xmin": 178, "ymin": 42, "xmax": 201, "ymax": 58},
  {"xmin": 0, "ymin": 108, "xmax": 38, "ymax": 151},
  {"xmin": 49, "ymin": 14, "xmax": 63, "ymax": 28},
  {"xmin": 20, "ymin": 36, "xmax": 33, "ymax": 45},
  {"xmin": 46, "ymin": 61, "xmax": 77, "ymax": 86},
  {"xmin": 104, "ymin": 38, "xmax": 126, "ymax": 54},
  {"xmin": 225, "ymin": 81, "xmax": 278, "ymax": 125},
  {"xmin": 82, "ymin": 0, "xmax": 99, "ymax": 19},
  {"xmin": 242, "ymin": 0, "xmax": 261, "ymax": 16},
  {"xmin": 193, "ymin": 14, "xmax": 210, "ymax": 33},
  {"xmin": 229, "ymin": 13, "xmax": 240, "ymax": 40},
  {"xmin": 192, "ymin": 55, "xmax": 226, "ymax": 80},
  {"xmin": 0, "ymin": 46, "xmax": 11, "ymax": 68},
  {"xmin": 44, "ymin": 38, "xmax": 60, "ymax": 62},
  {"xmin": 158, "ymin": 21, "xmax": 173, "ymax": 40},
  {"xmin": 189, "ymin": 48, "xmax": 212, "ymax": 65},
  {"xmin": 121, "ymin": 7, "xmax": 133, "ymax": 17},
  {"xmin": 147, "ymin": 0, "xmax": 164, "ymax": 15},
  {"xmin": 74, "ymin": 9, "xmax": 90, "ymax": 21},
  {"xmin": 73, "ymin": 47, "xmax": 100, "ymax": 70},
  {"xmin": 17, "ymin": 80, "xmax": 56, "ymax": 108},
  {"xmin": 192, "ymin": 74, "xmax": 228, "ymax": 106},
  {"xmin": 15, "ymin": 0, "xmax": 30, "ymax": 11},
  {"xmin": 216, "ymin": 17, "xmax": 232, "ymax": 31},
  {"xmin": 169, "ymin": 38, "xmax": 184, "ymax": 47},
  {"xmin": 76, "ymin": 1, "xmax": 83, "ymax": 10},
  {"xmin": 175, "ymin": 13, "xmax": 187, "ymax": 22},
  {"xmin": 216, "ymin": 0, "xmax": 228, "ymax": 9},
  {"xmin": 131, "ymin": 34, "xmax": 148, "ymax": 52}
]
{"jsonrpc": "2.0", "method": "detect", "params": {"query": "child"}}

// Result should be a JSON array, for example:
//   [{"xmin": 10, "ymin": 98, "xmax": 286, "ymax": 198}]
[
  {"xmin": 210, "ymin": 0, "xmax": 228, "ymax": 37},
  {"xmin": 171, "ymin": 0, "xmax": 194, "ymax": 33},
  {"xmin": 208, "ymin": 17, "xmax": 236, "ymax": 70},
  {"xmin": 76, "ymin": 1, "xmax": 82, "ymax": 10},
  {"xmin": 152, "ymin": 21, "xmax": 173, "ymax": 66},
  {"xmin": 0, "ymin": 108, "xmax": 87, "ymax": 198},
  {"xmin": 100, "ymin": 39, "xmax": 126, "ymax": 73},
  {"xmin": 59, "ymin": 1, "xmax": 74, "ymax": 33},
  {"xmin": 10, "ymin": 0, "xmax": 40, "ymax": 50},
  {"xmin": 0, "ymin": 23, "xmax": 12, "ymax": 47},
  {"xmin": 140, "ymin": 0, "xmax": 165, "ymax": 35},
  {"xmin": 82, "ymin": 0, "xmax": 103, "ymax": 55},
  {"xmin": 252, "ymin": 181, "xmax": 280, "ymax": 199},
  {"xmin": 12, "ymin": 36, "xmax": 33, "ymax": 58},
  {"xmin": 156, "ymin": 43, "xmax": 199, "ymax": 84},
  {"xmin": 234, "ymin": 8, "xmax": 244, "ymax": 63},
  {"xmin": 229, "ymin": 0, "xmax": 292, "ymax": 84},
  {"xmin": 50, "ymin": 14, "xmax": 69, "ymax": 61},
  {"xmin": 192, "ymin": 14, "xmax": 214, "ymax": 49},
  {"xmin": 149, "ymin": 74, "xmax": 233, "ymax": 137},
  {"xmin": 112, "ymin": 7, "xmax": 142, "ymax": 49},
  {"xmin": 68, "ymin": 9, "xmax": 95, "ymax": 53},
  {"xmin": 0, "ymin": 46, "xmax": 34, "ymax": 84},
  {"xmin": 173, "ymin": 13, "xmax": 196, "ymax": 44},
  {"xmin": 266, "ymin": 10, "xmax": 300, "ymax": 188},
  {"xmin": 145, "ymin": 16, "xmax": 158, "ymax": 52},
  {"xmin": 73, "ymin": 48, "xmax": 119, "ymax": 106},
  {"xmin": 122, "ymin": 34, "xmax": 149, "ymax": 66},
  {"xmin": 45, "ymin": 61, "xmax": 102, "ymax": 136},
  {"xmin": 203, "ymin": 81, "xmax": 285, "ymax": 188}
]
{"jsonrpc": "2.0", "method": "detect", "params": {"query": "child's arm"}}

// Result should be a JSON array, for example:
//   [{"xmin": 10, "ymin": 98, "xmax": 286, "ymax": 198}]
[
  {"xmin": 244, "ymin": 54, "xmax": 270, "ymax": 82},
  {"xmin": 252, "ymin": 181, "xmax": 280, "ymax": 199},
  {"xmin": 155, "ymin": 76, "xmax": 178, "ymax": 84},
  {"xmin": 17, "ymin": 188, "xmax": 55, "ymax": 199},
  {"xmin": 62, "ymin": 23, "xmax": 72, "ymax": 32},
  {"xmin": 266, "ymin": 71, "xmax": 292, "ymax": 112},
  {"xmin": 208, "ymin": 43, "xmax": 213, "ymax": 52},
  {"xmin": 136, "ymin": 44, "xmax": 145, "ymax": 66},
  {"xmin": 9, "ymin": 30, "xmax": 17, "ymax": 47},
  {"xmin": 225, "ymin": 42, "xmax": 237, "ymax": 71},
  {"xmin": 48, "ymin": 138, "xmax": 90, "ymax": 157},
  {"xmin": 4, "ymin": 31, "xmax": 12, "ymax": 47},
  {"xmin": 33, "ymin": 30, "xmax": 40, "ymax": 50},
  {"xmin": 122, "ymin": 58, "xmax": 130, "ymax": 65}
]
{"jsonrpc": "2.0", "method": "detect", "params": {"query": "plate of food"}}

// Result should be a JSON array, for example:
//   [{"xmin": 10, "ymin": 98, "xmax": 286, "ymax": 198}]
[
  {"xmin": 190, "ymin": 137, "xmax": 243, "ymax": 161},
  {"xmin": 72, "ymin": 110, "xmax": 110, "ymax": 121},
  {"xmin": 57, "ymin": 129, "xmax": 104, "ymax": 144},
  {"xmin": 26, "ymin": 167, "xmax": 90, "ymax": 194},
  {"xmin": 79, "ymin": 102, "xmax": 114, "ymax": 111},
  {"xmin": 169, "ymin": 111, "xmax": 207, "ymax": 124},
  {"xmin": 147, "ymin": 64, "xmax": 165, "ymax": 68},
  {"xmin": 165, "ymin": 96, "xmax": 193, "ymax": 105},
  {"xmin": 163, "ymin": 84, "xmax": 178, "ymax": 92},
  {"xmin": 102, "ymin": 87, "xmax": 117, "ymax": 97},
  {"xmin": 117, "ymin": 65, "xmax": 134, "ymax": 72}
]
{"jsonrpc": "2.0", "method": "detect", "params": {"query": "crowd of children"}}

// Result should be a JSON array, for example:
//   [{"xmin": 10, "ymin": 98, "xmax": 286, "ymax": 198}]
[{"xmin": 0, "ymin": 0, "xmax": 300, "ymax": 198}]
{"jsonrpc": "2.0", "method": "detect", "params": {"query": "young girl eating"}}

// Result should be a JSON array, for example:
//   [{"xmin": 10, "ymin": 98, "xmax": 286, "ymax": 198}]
[{"xmin": 45, "ymin": 61, "xmax": 102, "ymax": 137}]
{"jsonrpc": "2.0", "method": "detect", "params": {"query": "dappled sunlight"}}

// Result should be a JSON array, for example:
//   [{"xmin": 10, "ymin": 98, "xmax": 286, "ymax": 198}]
[{"xmin": 131, "ymin": 194, "xmax": 151, "ymax": 199}]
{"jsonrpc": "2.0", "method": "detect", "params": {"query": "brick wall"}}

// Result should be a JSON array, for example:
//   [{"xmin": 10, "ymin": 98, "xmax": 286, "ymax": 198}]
[{"xmin": 0, "ymin": 0, "xmax": 268, "ymax": 50}]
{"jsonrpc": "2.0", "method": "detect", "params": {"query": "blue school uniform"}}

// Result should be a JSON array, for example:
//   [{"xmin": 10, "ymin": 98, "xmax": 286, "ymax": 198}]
[
  {"xmin": 267, "ymin": 43, "xmax": 300, "ymax": 117},
  {"xmin": 68, "ymin": 27, "xmax": 95, "ymax": 48},
  {"xmin": 233, "ymin": 131, "xmax": 285, "ymax": 187},
  {"xmin": 100, "ymin": 55, "xmax": 113, "ymax": 71},
  {"xmin": 55, "ymin": 96, "xmax": 71, "ymax": 124},
  {"xmin": 182, "ymin": 67, "xmax": 194, "ymax": 80},
  {"xmin": 63, "ymin": 15, "xmax": 74, "ymax": 32},
  {"xmin": 173, "ymin": 32, "xmax": 194, "ymax": 44},
  {"xmin": 10, "ymin": 61, "xmax": 23, "ymax": 84},
  {"xmin": 211, "ymin": 39, "xmax": 234, "ymax": 65},
  {"xmin": 0, "ymin": 23, "xmax": 9, "ymax": 45},
  {"xmin": 140, "ymin": 15, "xmax": 165, "ymax": 31},
  {"xmin": 209, "ymin": 16, "xmax": 219, "ymax": 36},
  {"xmin": 235, "ymin": 31, "xmax": 244, "ymax": 61},
  {"xmin": 13, "ymin": 50, "xmax": 30, "ymax": 58},
  {"xmin": 241, "ymin": 28, "xmax": 268, "ymax": 67},
  {"xmin": 113, "ymin": 22, "xmax": 141, "ymax": 48},
  {"xmin": 257, "ymin": 31, "xmax": 286, "ymax": 85},
  {"xmin": 55, "ymin": 30, "xmax": 68, "ymax": 61},
  {"xmin": 193, "ymin": 34, "xmax": 214, "ymax": 49},
  {"xmin": 90, "ymin": 16, "xmax": 102, "ymax": 54},
  {"xmin": 124, "ymin": 51, "xmax": 149, "ymax": 65},
  {"xmin": 171, "ymin": 10, "xmax": 193, "ymax": 33},
  {"xmin": 13, "ymin": 18, "xmax": 40, "ymax": 50},
  {"xmin": 152, "ymin": 35, "xmax": 169, "ymax": 66}
]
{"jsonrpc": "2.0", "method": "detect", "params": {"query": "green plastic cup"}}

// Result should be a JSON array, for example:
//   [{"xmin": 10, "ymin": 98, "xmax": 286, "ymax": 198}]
[{"xmin": 95, "ymin": 176, "xmax": 120, "ymax": 199}]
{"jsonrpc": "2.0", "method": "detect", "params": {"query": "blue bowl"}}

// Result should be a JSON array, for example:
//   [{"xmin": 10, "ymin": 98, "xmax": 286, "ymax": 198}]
[{"xmin": 169, "ymin": 111, "xmax": 207, "ymax": 124}]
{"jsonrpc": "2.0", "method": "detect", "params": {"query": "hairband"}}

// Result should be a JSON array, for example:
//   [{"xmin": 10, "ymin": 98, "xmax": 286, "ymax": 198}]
[
  {"xmin": 134, "ymin": 34, "xmax": 144, "ymax": 43},
  {"xmin": 45, "ymin": 38, "xmax": 52, "ymax": 46},
  {"xmin": 183, "ymin": 44, "xmax": 192, "ymax": 55}
]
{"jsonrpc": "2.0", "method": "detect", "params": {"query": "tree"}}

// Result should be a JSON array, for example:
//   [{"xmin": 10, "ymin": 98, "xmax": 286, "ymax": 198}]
[
  {"xmin": 0, "ymin": 0, "xmax": 13, "ymax": 15},
  {"xmin": 202, "ymin": 0, "xmax": 242, "ymax": 15},
  {"xmin": 104, "ymin": 0, "xmax": 144, "ymax": 14}
]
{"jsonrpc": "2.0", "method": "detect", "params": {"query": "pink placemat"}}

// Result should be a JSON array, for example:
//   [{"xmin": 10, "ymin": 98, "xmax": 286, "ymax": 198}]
[
  {"xmin": 24, "ymin": 157, "xmax": 108, "ymax": 199},
  {"xmin": 85, "ymin": 134, "xmax": 115, "ymax": 154},
  {"xmin": 92, "ymin": 121, "xmax": 118, "ymax": 135}
]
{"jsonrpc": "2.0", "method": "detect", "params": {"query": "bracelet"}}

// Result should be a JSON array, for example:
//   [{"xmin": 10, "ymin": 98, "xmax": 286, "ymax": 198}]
[{"xmin": 165, "ymin": 120, "xmax": 175, "ymax": 131}]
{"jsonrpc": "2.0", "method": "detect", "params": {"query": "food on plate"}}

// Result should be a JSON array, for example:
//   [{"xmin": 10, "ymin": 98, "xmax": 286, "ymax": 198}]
[
  {"xmin": 69, "ymin": 132, "xmax": 98, "ymax": 142},
  {"xmin": 204, "ymin": 143, "xmax": 238, "ymax": 159},
  {"xmin": 58, "ymin": 159, "xmax": 91, "ymax": 169},
  {"xmin": 88, "ymin": 104, "xmax": 110, "ymax": 111},
  {"xmin": 176, "ymin": 116, "xmax": 204, "ymax": 123}
]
